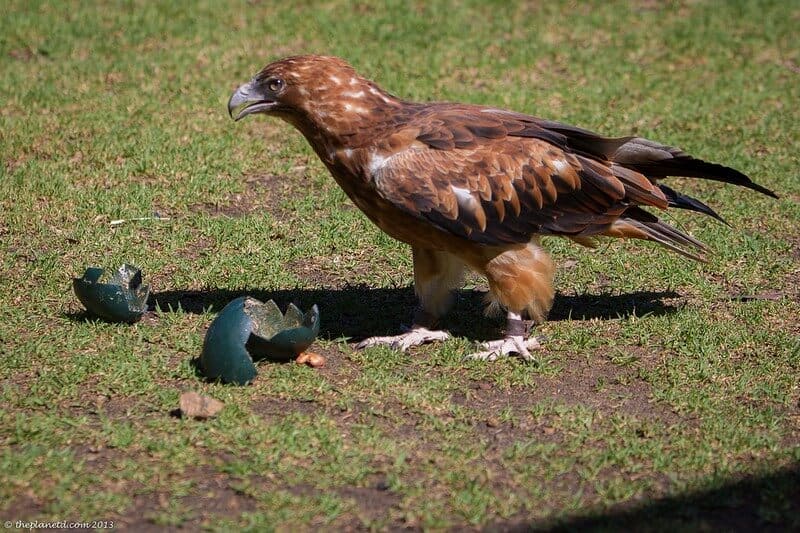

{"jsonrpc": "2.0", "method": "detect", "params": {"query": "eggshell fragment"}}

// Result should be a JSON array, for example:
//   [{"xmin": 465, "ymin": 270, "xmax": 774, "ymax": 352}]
[
  {"xmin": 200, "ymin": 296, "xmax": 320, "ymax": 385},
  {"xmin": 73, "ymin": 264, "xmax": 150, "ymax": 323}
]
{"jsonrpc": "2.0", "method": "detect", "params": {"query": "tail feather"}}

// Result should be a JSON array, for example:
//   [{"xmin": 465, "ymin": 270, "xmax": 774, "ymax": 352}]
[{"xmin": 603, "ymin": 207, "xmax": 709, "ymax": 262}]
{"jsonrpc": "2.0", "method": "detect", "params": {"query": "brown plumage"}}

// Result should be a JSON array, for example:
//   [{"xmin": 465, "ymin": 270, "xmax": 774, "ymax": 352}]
[{"xmin": 228, "ymin": 55, "xmax": 777, "ymax": 360}]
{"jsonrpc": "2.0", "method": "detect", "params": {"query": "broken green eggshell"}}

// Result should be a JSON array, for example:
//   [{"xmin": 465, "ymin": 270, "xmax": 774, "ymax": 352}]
[
  {"xmin": 73, "ymin": 264, "xmax": 150, "ymax": 323},
  {"xmin": 200, "ymin": 296, "xmax": 320, "ymax": 385}
]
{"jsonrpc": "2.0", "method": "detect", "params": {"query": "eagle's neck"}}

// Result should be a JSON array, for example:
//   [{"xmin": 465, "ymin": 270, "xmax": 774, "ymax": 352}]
[{"xmin": 284, "ymin": 78, "xmax": 407, "ymax": 153}]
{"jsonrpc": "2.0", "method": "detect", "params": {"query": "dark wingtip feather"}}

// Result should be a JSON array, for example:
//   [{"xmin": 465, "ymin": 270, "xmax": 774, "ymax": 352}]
[
  {"xmin": 715, "ymin": 163, "xmax": 779, "ymax": 199},
  {"xmin": 635, "ymin": 157, "xmax": 778, "ymax": 199},
  {"xmin": 612, "ymin": 138, "xmax": 778, "ymax": 199},
  {"xmin": 658, "ymin": 184, "xmax": 730, "ymax": 226}
]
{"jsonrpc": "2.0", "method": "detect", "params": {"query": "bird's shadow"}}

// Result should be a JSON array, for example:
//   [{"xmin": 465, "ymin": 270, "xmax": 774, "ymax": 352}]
[{"xmin": 147, "ymin": 285, "xmax": 682, "ymax": 342}]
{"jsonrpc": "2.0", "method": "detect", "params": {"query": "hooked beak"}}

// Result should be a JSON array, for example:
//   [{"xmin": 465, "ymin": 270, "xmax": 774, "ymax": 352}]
[{"xmin": 228, "ymin": 80, "xmax": 275, "ymax": 121}]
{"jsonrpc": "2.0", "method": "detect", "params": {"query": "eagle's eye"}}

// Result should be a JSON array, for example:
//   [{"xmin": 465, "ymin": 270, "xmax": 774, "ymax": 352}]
[{"xmin": 267, "ymin": 78, "xmax": 284, "ymax": 93}]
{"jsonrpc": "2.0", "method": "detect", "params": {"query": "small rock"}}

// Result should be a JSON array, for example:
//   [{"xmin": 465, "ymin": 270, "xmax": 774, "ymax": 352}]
[
  {"xmin": 179, "ymin": 391, "xmax": 224, "ymax": 419},
  {"xmin": 296, "ymin": 351, "xmax": 326, "ymax": 368},
  {"xmin": 94, "ymin": 394, "xmax": 109, "ymax": 410},
  {"xmin": 486, "ymin": 417, "xmax": 501, "ymax": 428}
]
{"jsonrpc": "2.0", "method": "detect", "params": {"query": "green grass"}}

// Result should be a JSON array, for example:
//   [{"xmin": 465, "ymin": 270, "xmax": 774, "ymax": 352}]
[{"xmin": 1, "ymin": 0, "xmax": 799, "ymax": 529}]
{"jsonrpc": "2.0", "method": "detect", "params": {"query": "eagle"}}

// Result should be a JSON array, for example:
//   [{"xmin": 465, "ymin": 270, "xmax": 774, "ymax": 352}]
[{"xmin": 228, "ymin": 55, "xmax": 776, "ymax": 361}]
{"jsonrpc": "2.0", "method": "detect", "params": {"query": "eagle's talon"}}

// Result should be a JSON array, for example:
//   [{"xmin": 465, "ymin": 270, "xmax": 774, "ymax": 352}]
[
  {"xmin": 466, "ymin": 335, "xmax": 543, "ymax": 362},
  {"xmin": 355, "ymin": 327, "xmax": 451, "ymax": 352}
]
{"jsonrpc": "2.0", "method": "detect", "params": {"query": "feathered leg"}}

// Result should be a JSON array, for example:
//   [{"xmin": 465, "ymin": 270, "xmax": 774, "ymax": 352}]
[
  {"xmin": 468, "ymin": 240, "xmax": 554, "ymax": 361},
  {"xmin": 356, "ymin": 247, "xmax": 464, "ymax": 351}
]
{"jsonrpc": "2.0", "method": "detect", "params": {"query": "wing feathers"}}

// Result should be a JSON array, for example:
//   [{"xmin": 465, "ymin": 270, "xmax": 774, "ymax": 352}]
[
  {"xmin": 367, "ymin": 103, "xmax": 774, "ymax": 257},
  {"xmin": 534, "ymin": 119, "xmax": 633, "ymax": 159},
  {"xmin": 373, "ymin": 136, "xmax": 631, "ymax": 246}
]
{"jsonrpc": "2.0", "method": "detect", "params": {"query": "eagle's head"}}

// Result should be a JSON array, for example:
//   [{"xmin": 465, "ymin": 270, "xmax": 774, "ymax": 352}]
[{"xmin": 228, "ymin": 55, "xmax": 400, "ymax": 138}]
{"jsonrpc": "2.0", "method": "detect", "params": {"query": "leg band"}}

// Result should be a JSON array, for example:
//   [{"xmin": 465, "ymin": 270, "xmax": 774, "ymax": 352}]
[{"xmin": 506, "ymin": 317, "xmax": 528, "ymax": 337}]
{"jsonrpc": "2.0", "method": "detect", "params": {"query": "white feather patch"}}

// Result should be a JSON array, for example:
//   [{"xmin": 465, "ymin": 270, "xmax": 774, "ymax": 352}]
[
  {"xmin": 450, "ymin": 185, "xmax": 474, "ymax": 204},
  {"xmin": 552, "ymin": 159, "xmax": 569, "ymax": 173},
  {"xmin": 450, "ymin": 185, "xmax": 484, "ymax": 229},
  {"xmin": 343, "ymin": 102, "xmax": 368, "ymax": 114},
  {"xmin": 368, "ymin": 152, "xmax": 389, "ymax": 175}
]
